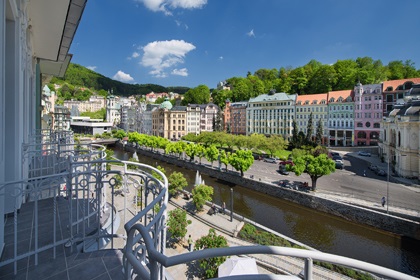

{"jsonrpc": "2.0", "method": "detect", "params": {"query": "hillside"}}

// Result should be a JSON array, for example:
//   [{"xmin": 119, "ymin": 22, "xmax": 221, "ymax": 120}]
[{"xmin": 50, "ymin": 63, "xmax": 190, "ymax": 98}]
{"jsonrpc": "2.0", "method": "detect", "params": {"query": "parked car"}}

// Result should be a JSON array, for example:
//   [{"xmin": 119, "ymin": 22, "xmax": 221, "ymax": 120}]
[
  {"xmin": 333, "ymin": 155, "xmax": 343, "ymax": 163},
  {"xmin": 358, "ymin": 151, "xmax": 371, "ymax": 157},
  {"xmin": 330, "ymin": 152, "xmax": 340, "ymax": 157},
  {"xmin": 279, "ymin": 160, "xmax": 294, "ymax": 166},
  {"xmin": 278, "ymin": 165, "xmax": 289, "ymax": 175},
  {"xmin": 264, "ymin": 158, "xmax": 277, "ymax": 163},
  {"xmin": 376, "ymin": 169, "xmax": 387, "ymax": 176},
  {"xmin": 368, "ymin": 164, "xmax": 378, "ymax": 172},
  {"xmin": 335, "ymin": 162, "xmax": 344, "ymax": 170}
]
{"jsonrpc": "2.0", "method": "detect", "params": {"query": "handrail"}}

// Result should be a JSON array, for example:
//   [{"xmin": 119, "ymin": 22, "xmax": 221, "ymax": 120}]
[{"xmin": 125, "ymin": 222, "xmax": 418, "ymax": 280}]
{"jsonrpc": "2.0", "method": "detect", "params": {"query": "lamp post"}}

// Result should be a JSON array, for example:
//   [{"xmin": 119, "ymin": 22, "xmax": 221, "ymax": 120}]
[
  {"xmin": 230, "ymin": 188, "xmax": 233, "ymax": 222},
  {"xmin": 386, "ymin": 153, "xmax": 389, "ymax": 214}
]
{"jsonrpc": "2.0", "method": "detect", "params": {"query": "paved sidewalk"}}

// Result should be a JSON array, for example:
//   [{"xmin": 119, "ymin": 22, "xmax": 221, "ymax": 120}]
[{"xmin": 164, "ymin": 196, "xmax": 353, "ymax": 280}]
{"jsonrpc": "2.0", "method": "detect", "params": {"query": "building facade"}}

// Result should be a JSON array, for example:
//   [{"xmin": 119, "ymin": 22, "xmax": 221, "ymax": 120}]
[
  {"xmin": 246, "ymin": 92, "xmax": 297, "ymax": 140},
  {"xmin": 229, "ymin": 101, "xmax": 248, "ymax": 135},
  {"xmin": 354, "ymin": 83, "xmax": 382, "ymax": 146},
  {"xmin": 295, "ymin": 93, "xmax": 328, "ymax": 143},
  {"xmin": 380, "ymin": 85, "xmax": 420, "ymax": 179},
  {"xmin": 381, "ymin": 78, "xmax": 420, "ymax": 115},
  {"xmin": 327, "ymin": 90, "xmax": 354, "ymax": 146},
  {"xmin": 199, "ymin": 103, "xmax": 219, "ymax": 132},
  {"xmin": 186, "ymin": 104, "xmax": 201, "ymax": 135}
]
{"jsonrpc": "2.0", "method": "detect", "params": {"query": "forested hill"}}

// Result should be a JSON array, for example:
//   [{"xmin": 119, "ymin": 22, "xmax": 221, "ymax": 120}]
[{"xmin": 50, "ymin": 63, "xmax": 190, "ymax": 97}]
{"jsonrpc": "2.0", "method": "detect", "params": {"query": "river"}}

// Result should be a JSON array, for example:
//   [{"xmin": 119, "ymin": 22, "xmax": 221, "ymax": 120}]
[{"xmin": 113, "ymin": 146, "xmax": 420, "ymax": 277}]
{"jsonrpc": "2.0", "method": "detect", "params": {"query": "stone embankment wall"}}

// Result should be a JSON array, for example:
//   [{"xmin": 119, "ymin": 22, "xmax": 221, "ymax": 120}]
[{"xmin": 121, "ymin": 143, "xmax": 420, "ymax": 241}]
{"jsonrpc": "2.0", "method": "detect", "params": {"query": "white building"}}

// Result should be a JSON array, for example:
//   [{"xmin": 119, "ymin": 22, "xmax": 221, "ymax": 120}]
[
  {"xmin": 380, "ymin": 85, "xmax": 420, "ymax": 180},
  {"xmin": 247, "ymin": 91, "xmax": 297, "ymax": 140},
  {"xmin": 0, "ymin": 0, "xmax": 87, "ymax": 256},
  {"xmin": 186, "ymin": 104, "xmax": 201, "ymax": 135}
]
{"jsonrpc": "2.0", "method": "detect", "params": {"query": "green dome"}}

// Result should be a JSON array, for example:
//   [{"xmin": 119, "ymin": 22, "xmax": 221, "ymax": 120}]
[{"xmin": 160, "ymin": 98, "xmax": 173, "ymax": 110}]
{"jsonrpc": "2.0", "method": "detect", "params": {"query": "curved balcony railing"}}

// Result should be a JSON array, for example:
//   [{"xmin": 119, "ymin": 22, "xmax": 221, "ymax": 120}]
[{"xmin": 124, "ymin": 222, "xmax": 418, "ymax": 280}]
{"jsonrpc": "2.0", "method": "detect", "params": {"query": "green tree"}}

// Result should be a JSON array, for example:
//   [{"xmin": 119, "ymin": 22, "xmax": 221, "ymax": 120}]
[
  {"xmin": 205, "ymin": 145, "xmax": 219, "ymax": 167},
  {"xmin": 113, "ymin": 129, "xmax": 127, "ymax": 140},
  {"xmin": 192, "ymin": 184, "xmax": 214, "ymax": 210},
  {"xmin": 315, "ymin": 117, "xmax": 324, "ymax": 146},
  {"xmin": 168, "ymin": 171, "xmax": 188, "ymax": 197},
  {"xmin": 195, "ymin": 144, "xmax": 206, "ymax": 164},
  {"xmin": 219, "ymin": 149, "xmax": 230, "ymax": 171},
  {"xmin": 185, "ymin": 143, "xmax": 196, "ymax": 161},
  {"xmin": 194, "ymin": 229, "xmax": 228, "ymax": 279},
  {"xmin": 290, "ymin": 154, "xmax": 335, "ymax": 191},
  {"xmin": 307, "ymin": 64, "xmax": 337, "ymax": 93},
  {"xmin": 228, "ymin": 149, "xmax": 254, "ymax": 177},
  {"xmin": 306, "ymin": 112, "xmax": 314, "ymax": 144},
  {"xmin": 333, "ymin": 59, "xmax": 358, "ymax": 90},
  {"xmin": 181, "ymin": 85, "xmax": 210, "ymax": 105},
  {"xmin": 167, "ymin": 208, "xmax": 191, "ymax": 242}
]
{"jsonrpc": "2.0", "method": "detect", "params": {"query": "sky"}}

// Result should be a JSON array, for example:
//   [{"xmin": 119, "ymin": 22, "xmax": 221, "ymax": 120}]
[{"xmin": 70, "ymin": 0, "xmax": 420, "ymax": 89}]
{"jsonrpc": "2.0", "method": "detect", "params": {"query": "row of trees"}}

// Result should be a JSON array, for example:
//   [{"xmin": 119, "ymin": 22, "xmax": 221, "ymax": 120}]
[{"xmin": 211, "ymin": 57, "xmax": 420, "ymax": 110}]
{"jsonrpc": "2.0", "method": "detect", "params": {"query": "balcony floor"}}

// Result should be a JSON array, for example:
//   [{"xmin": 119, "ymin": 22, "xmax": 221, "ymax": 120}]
[{"xmin": 0, "ymin": 195, "xmax": 123, "ymax": 280}]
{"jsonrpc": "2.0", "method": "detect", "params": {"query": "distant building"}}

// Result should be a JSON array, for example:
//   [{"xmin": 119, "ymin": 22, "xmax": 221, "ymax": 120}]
[
  {"xmin": 354, "ymin": 82, "xmax": 382, "ymax": 146},
  {"xmin": 228, "ymin": 101, "xmax": 248, "ymax": 135},
  {"xmin": 295, "ymin": 93, "xmax": 328, "ymax": 144},
  {"xmin": 186, "ymin": 104, "xmax": 201, "ymax": 135},
  {"xmin": 70, "ymin": 117, "xmax": 113, "ymax": 135},
  {"xmin": 106, "ymin": 95, "xmax": 121, "ymax": 125},
  {"xmin": 63, "ymin": 95, "xmax": 106, "ymax": 114},
  {"xmin": 199, "ymin": 103, "xmax": 219, "ymax": 132},
  {"xmin": 247, "ymin": 91, "xmax": 297, "ymax": 140},
  {"xmin": 380, "ymin": 84, "xmax": 420, "ymax": 179},
  {"xmin": 381, "ymin": 78, "xmax": 420, "ymax": 115},
  {"xmin": 326, "ymin": 90, "xmax": 354, "ymax": 146}
]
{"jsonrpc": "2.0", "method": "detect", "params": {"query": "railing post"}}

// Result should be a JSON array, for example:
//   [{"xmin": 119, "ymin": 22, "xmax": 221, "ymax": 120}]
[{"xmin": 304, "ymin": 257, "xmax": 313, "ymax": 280}]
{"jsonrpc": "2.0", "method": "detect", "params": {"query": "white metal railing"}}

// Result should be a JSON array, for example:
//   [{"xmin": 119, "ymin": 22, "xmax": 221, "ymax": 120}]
[{"xmin": 125, "ymin": 222, "xmax": 418, "ymax": 280}]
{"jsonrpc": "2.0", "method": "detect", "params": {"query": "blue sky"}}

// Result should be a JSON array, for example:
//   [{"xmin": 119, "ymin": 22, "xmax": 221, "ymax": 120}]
[{"xmin": 70, "ymin": 0, "xmax": 420, "ymax": 89}]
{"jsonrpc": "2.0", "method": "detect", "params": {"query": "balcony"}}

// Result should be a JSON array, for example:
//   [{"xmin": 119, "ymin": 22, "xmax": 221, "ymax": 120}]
[{"xmin": 0, "ymin": 131, "xmax": 416, "ymax": 280}]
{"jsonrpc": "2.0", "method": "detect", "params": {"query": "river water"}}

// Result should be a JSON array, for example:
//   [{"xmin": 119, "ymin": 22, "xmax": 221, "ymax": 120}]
[{"xmin": 113, "ymin": 146, "xmax": 420, "ymax": 277}]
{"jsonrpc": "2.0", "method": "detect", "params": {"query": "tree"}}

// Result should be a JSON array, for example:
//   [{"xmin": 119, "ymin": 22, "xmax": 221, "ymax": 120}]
[
  {"xmin": 113, "ymin": 129, "xmax": 127, "ymax": 140},
  {"xmin": 315, "ymin": 117, "xmax": 324, "ymax": 146},
  {"xmin": 307, "ymin": 64, "xmax": 337, "ymax": 93},
  {"xmin": 152, "ymin": 165, "xmax": 166, "ymax": 182},
  {"xmin": 195, "ymin": 144, "xmax": 206, "ymax": 164},
  {"xmin": 228, "ymin": 149, "xmax": 254, "ymax": 177},
  {"xmin": 194, "ymin": 229, "xmax": 228, "ymax": 279},
  {"xmin": 168, "ymin": 172, "xmax": 188, "ymax": 197},
  {"xmin": 290, "ymin": 154, "xmax": 335, "ymax": 191},
  {"xmin": 305, "ymin": 112, "xmax": 314, "ymax": 144},
  {"xmin": 167, "ymin": 208, "xmax": 191, "ymax": 242},
  {"xmin": 181, "ymin": 85, "xmax": 210, "ymax": 105},
  {"xmin": 192, "ymin": 184, "xmax": 214, "ymax": 210},
  {"xmin": 205, "ymin": 145, "xmax": 219, "ymax": 167},
  {"xmin": 219, "ymin": 149, "xmax": 230, "ymax": 171},
  {"xmin": 185, "ymin": 143, "xmax": 196, "ymax": 161}
]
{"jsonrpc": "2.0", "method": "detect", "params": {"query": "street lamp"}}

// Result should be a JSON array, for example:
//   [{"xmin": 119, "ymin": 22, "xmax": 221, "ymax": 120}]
[
  {"xmin": 386, "ymin": 153, "xmax": 389, "ymax": 214},
  {"xmin": 230, "ymin": 188, "xmax": 233, "ymax": 222}
]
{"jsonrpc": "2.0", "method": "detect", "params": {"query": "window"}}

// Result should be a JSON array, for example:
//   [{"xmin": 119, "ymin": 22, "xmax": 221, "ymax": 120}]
[
  {"xmin": 365, "ymin": 122, "xmax": 371, "ymax": 128},
  {"xmin": 357, "ymin": 122, "xmax": 363, "ymax": 128},
  {"xmin": 373, "ymin": 123, "xmax": 380, "ymax": 128},
  {"xmin": 386, "ymin": 95, "xmax": 393, "ymax": 102}
]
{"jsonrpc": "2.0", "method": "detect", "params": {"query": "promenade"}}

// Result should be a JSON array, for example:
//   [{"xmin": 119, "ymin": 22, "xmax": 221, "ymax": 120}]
[{"xmin": 164, "ymin": 195, "xmax": 354, "ymax": 280}]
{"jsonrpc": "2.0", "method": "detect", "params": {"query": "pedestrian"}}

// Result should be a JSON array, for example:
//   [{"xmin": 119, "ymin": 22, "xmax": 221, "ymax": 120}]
[
  {"xmin": 222, "ymin": 201, "xmax": 226, "ymax": 215},
  {"xmin": 188, "ymin": 235, "xmax": 193, "ymax": 251},
  {"xmin": 381, "ymin": 196, "xmax": 386, "ymax": 207}
]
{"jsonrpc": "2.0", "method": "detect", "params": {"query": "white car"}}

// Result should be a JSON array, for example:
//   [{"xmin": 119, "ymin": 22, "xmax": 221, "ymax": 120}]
[{"xmin": 358, "ymin": 151, "xmax": 371, "ymax": 157}]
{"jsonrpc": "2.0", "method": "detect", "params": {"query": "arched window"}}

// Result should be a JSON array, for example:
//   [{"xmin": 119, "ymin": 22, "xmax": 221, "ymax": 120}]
[
  {"xmin": 373, "ymin": 123, "xmax": 380, "ymax": 128},
  {"xmin": 357, "ymin": 122, "xmax": 363, "ymax": 128},
  {"xmin": 358, "ymin": 131, "xmax": 367, "ymax": 138}
]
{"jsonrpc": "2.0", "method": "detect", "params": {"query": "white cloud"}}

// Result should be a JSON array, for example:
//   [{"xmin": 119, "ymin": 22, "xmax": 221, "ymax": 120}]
[
  {"xmin": 172, "ymin": 68, "xmax": 188, "ymax": 76},
  {"xmin": 140, "ymin": 39, "xmax": 196, "ymax": 78},
  {"xmin": 132, "ymin": 52, "xmax": 140, "ymax": 58},
  {"xmin": 247, "ymin": 29, "xmax": 255, "ymax": 37},
  {"xmin": 219, "ymin": 56, "xmax": 224, "ymax": 60},
  {"xmin": 136, "ymin": 0, "xmax": 207, "ymax": 15},
  {"xmin": 86, "ymin": 66, "xmax": 97, "ymax": 71},
  {"xmin": 113, "ymin": 70, "xmax": 135, "ymax": 83}
]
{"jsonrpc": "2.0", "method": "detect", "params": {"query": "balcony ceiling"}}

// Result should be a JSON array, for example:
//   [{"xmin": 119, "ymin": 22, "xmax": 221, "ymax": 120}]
[{"xmin": 28, "ymin": 0, "xmax": 87, "ymax": 76}]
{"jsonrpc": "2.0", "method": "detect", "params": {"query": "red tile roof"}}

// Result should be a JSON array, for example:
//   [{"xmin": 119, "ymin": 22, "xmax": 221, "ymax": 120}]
[
  {"xmin": 382, "ymin": 78, "xmax": 420, "ymax": 92},
  {"xmin": 296, "ymin": 93, "xmax": 328, "ymax": 105},
  {"xmin": 327, "ymin": 90, "xmax": 353, "ymax": 103}
]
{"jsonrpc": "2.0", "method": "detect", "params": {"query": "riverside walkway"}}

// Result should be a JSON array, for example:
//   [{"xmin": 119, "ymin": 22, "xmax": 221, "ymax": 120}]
[{"xmin": 164, "ymin": 195, "xmax": 354, "ymax": 280}]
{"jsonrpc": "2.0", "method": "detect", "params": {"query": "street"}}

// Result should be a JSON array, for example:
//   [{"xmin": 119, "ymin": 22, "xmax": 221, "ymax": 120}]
[{"xmin": 246, "ymin": 152, "xmax": 420, "ymax": 213}]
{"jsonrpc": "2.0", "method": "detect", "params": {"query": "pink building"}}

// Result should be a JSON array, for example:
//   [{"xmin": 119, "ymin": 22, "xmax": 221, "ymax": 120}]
[{"xmin": 354, "ymin": 82, "xmax": 382, "ymax": 146}]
